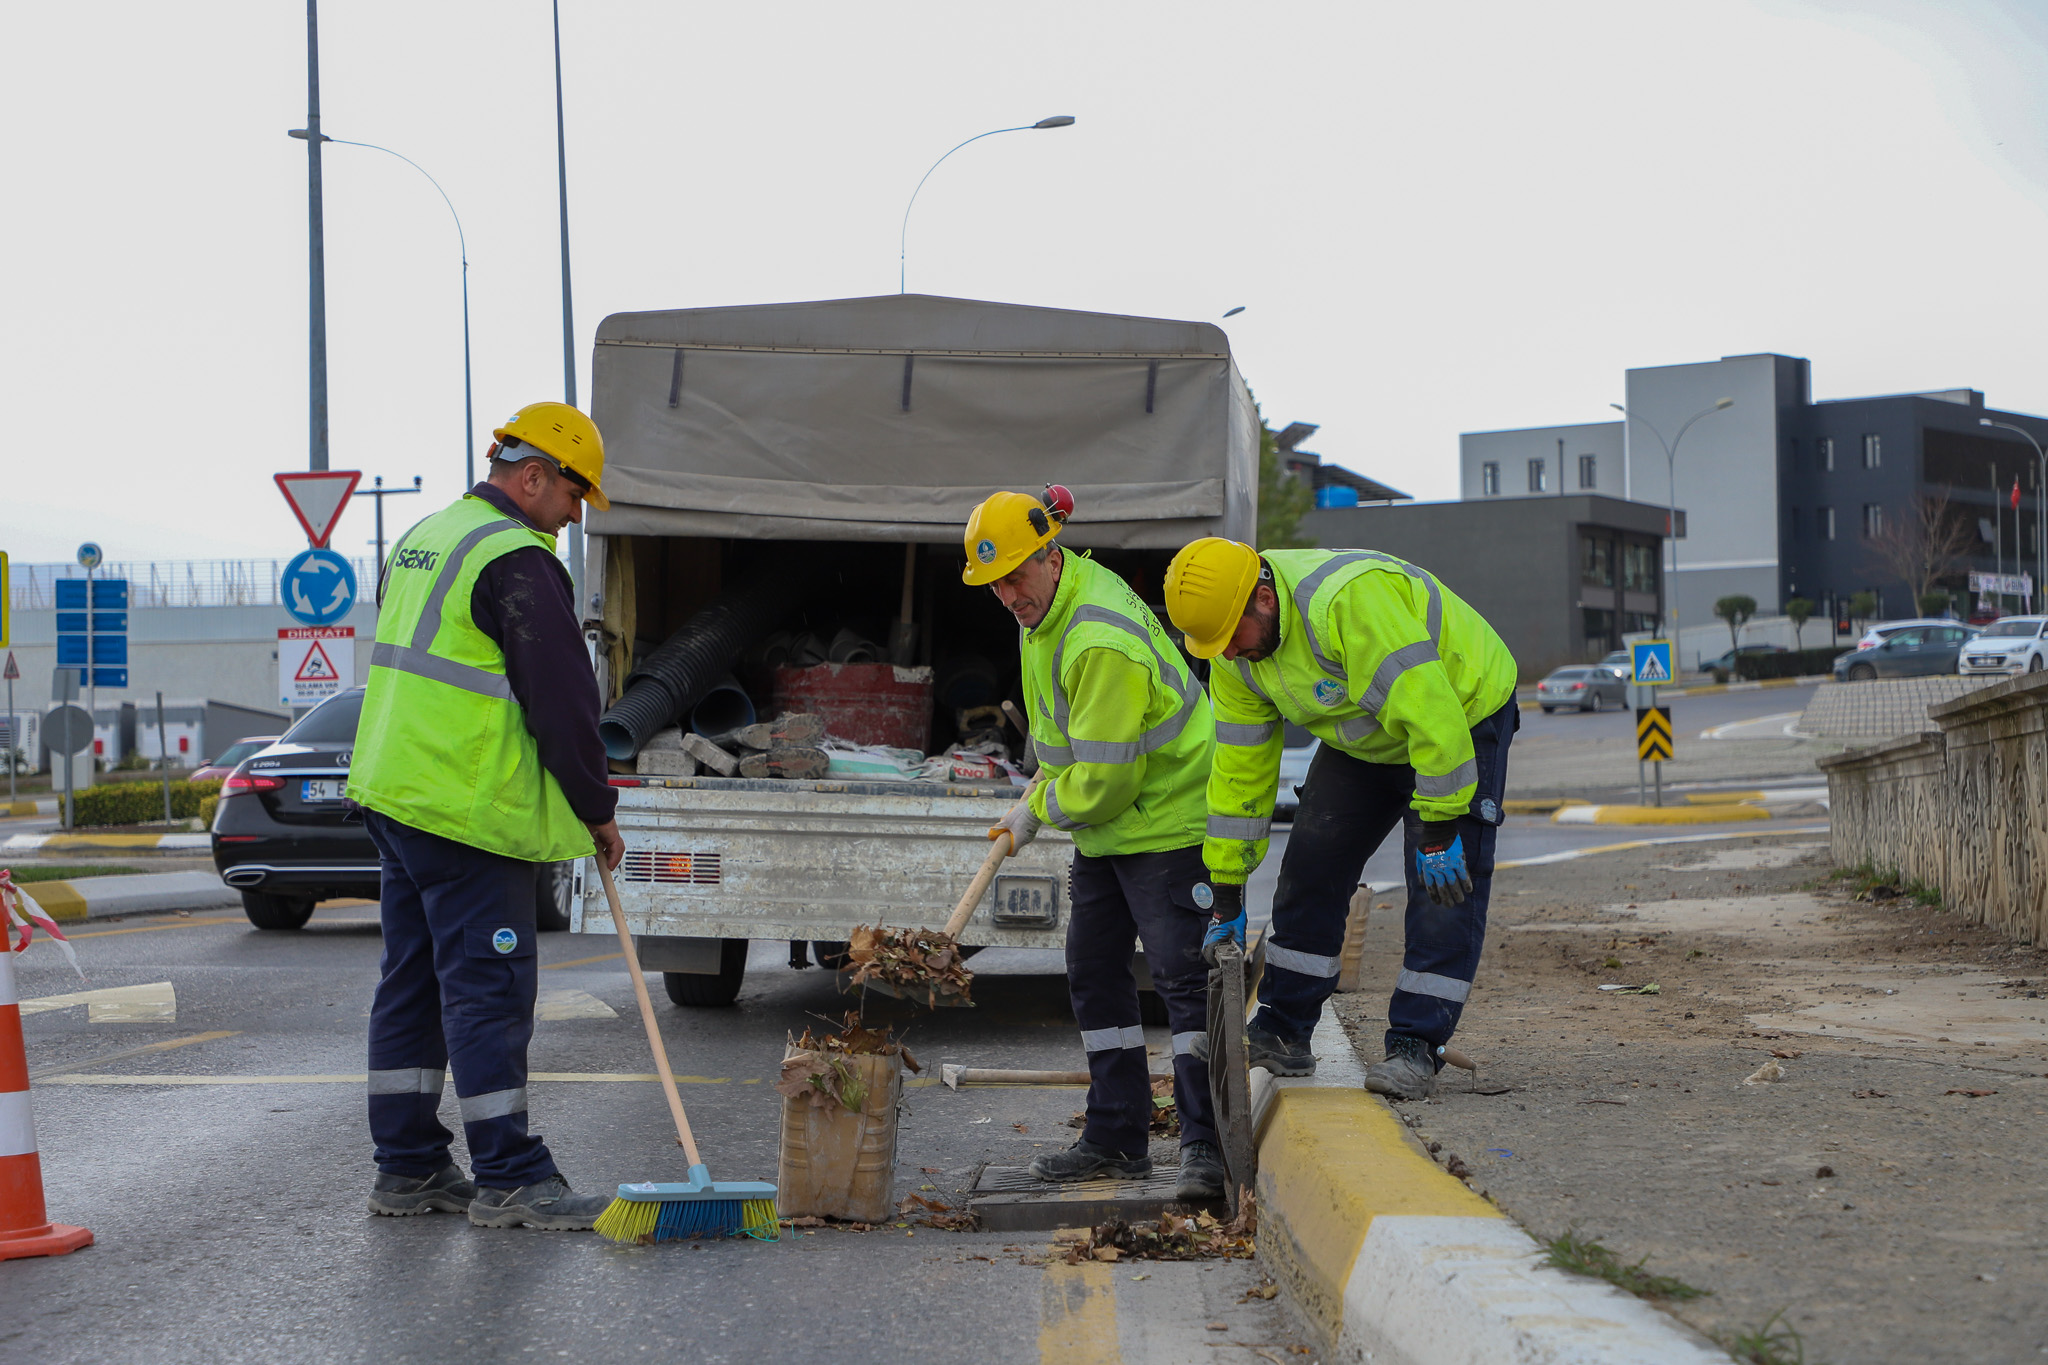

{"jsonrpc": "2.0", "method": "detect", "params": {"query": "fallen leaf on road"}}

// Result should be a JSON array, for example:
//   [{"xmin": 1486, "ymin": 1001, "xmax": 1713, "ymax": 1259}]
[
  {"xmin": 1770, "ymin": 1048, "xmax": 1803, "ymax": 1059},
  {"xmin": 1851, "ymin": 1089, "xmax": 1889, "ymax": 1099},
  {"xmin": 1944, "ymin": 1088, "xmax": 1997, "ymax": 1097},
  {"xmin": 1241, "ymin": 1283, "xmax": 1279, "ymax": 1301},
  {"xmin": 1743, "ymin": 1059, "xmax": 1784, "ymax": 1085},
  {"xmin": 1012, "ymin": 1122, "xmax": 1030, "ymax": 1133}
]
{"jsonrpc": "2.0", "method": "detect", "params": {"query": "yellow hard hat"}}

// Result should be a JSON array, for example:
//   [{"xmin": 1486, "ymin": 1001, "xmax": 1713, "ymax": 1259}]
[
  {"xmin": 1164, "ymin": 537, "xmax": 1262, "ymax": 659},
  {"xmin": 961, "ymin": 489, "xmax": 1067, "ymax": 586},
  {"xmin": 493, "ymin": 401, "xmax": 610, "ymax": 511}
]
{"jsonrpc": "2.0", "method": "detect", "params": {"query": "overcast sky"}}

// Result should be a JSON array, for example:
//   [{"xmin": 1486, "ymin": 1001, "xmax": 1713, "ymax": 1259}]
[{"xmin": 5, "ymin": 0, "xmax": 2047, "ymax": 568}]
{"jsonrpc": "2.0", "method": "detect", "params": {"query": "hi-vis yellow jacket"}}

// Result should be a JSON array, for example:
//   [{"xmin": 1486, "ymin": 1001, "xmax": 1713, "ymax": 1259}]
[
  {"xmin": 1021, "ymin": 552, "xmax": 1214, "ymax": 857},
  {"xmin": 1204, "ymin": 549, "xmax": 1516, "ymax": 884}
]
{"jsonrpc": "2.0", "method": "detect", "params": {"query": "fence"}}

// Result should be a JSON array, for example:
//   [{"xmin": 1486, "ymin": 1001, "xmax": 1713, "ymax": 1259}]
[
  {"xmin": 7, "ymin": 559, "xmax": 375, "ymax": 611},
  {"xmin": 1821, "ymin": 670, "xmax": 2048, "ymax": 944}
]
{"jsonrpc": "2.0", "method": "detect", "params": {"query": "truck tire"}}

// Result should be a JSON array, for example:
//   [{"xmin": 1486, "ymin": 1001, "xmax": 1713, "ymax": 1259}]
[
  {"xmin": 535, "ymin": 861, "xmax": 574, "ymax": 933},
  {"xmin": 811, "ymin": 940, "xmax": 852, "ymax": 970},
  {"xmin": 663, "ymin": 939, "xmax": 748, "ymax": 1007},
  {"xmin": 241, "ymin": 890, "xmax": 315, "ymax": 931}
]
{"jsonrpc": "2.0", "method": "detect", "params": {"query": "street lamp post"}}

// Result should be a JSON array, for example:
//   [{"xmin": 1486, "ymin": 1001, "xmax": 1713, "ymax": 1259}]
[
  {"xmin": 899, "ymin": 116, "xmax": 1075, "ymax": 293},
  {"xmin": 1980, "ymin": 418, "xmax": 2046, "ymax": 613},
  {"xmin": 1612, "ymin": 398, "xmax": 1734, "ymax": 657}
]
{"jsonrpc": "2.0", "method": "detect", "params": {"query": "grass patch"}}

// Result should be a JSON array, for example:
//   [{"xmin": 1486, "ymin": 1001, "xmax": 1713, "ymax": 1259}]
[
  {"xmin": 6, "ymin": 865, "xmax": 144, "ymax": 883},
  {"xmin": 1719, "ymin": 1310, "xmax": 1822, "ymax": 1364},
  {"xmin": 1538, "ymin": 1229, "xmax": 1709, "ymax": 1301},
  {"xmin": 1831, "ymin": 862, "xmax": 1941, "ymax": 907}
]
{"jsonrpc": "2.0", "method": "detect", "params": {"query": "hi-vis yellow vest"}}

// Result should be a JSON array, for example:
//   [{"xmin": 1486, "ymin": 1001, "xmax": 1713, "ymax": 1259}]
[{"xmin": 347, "ymin": 495, "xmax": 592, "ymax": 863}]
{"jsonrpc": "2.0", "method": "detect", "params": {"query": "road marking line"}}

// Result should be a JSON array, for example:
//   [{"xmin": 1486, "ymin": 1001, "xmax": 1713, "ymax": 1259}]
[
  {"xmin": 543, "ymin": 952, "xmax": 624, "ymax": 971},
  {"xmin": 1039, "ymin": 1256, "xmax": 1119, "ymax": 1365},
  {"xmin": 20, "ymin": 981, "xmax": 176, "ymax": 1022},
  {"xmin": 1497, "ymin": 824, "xmax": 1830, "ymax": 869},
  {"xmin": 37, "ymin": 1072, "xmax": 758, "ymax": 1086},
  {"xmin": 30, "ymin": 1030, "xmax": 239, "ymax": 1081},
  {"xmin": 535, "ymin": 988, "xmax": 618, "ymax": 1020}
]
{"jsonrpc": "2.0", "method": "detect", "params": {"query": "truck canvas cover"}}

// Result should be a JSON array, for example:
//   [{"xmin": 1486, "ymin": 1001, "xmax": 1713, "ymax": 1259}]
[{"xmin": 587, "ymin": 294, "xmax": 1256, "ymax": 546}]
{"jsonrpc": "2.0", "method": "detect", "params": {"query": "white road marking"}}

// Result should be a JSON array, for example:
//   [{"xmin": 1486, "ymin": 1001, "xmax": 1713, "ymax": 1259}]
[
  {"xmin": 535, "ymin": 988, "xmax": 618, "ymax": 1021},
  {"xmin": 1496, "ymin": 825, "xmax": 1831, "ymax": 869},
  {"xmin": 19, "ymin": 981, "xmax": 176, "ymax": 1023},
  {"xmin": 1698, "ymin": 711, "xmax": 1801, "ymax": 739}
]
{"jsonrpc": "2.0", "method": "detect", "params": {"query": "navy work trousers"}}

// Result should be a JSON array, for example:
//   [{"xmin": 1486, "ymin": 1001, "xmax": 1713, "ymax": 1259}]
[
  {"xmin": 364, "ymin": 810, "xmax": 556, "ymax": 1189},
  {"xmin": 1066, "ymin": 844, "xmax": 1217, "ymax": 1158},
  {"xmin": 1253, "ymin": 699, "xmax": 1517, "ymax": 1059}
]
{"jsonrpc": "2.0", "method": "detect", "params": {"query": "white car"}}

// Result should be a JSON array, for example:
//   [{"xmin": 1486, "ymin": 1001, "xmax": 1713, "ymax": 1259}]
[
  {"xmin": 1274, "ymin": 727, "xmax": 1318, "ymax": 821},
  {"xmin": 1856, "ymin": 617, "xmax": 1952, "ymax": 651},
  {"xmin": 1958, "ymin": 617, "xmax": 2048, "ymax": 677}
]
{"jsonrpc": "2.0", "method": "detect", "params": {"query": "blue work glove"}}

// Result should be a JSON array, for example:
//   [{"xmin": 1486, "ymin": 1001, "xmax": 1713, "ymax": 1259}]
[
  {"xmin": 1197, "ymin": 881, "xmax": 1246, "ymax": 965},
  {"xmin": 1414, "ymin": 820, "xmax": 1474, "ymax": 906}
]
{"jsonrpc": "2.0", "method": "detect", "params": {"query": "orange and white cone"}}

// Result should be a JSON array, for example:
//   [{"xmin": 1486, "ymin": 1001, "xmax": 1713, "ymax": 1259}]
[{"xmin": 0, "ymin": 942, "xmax": 91, "ymax": 1259}]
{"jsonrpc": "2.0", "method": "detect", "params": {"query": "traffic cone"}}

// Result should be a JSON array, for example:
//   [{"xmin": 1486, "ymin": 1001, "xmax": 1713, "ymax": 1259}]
[{"xmin": 0, "ymin": 943, "xmax": 91, "ymax": 1259}]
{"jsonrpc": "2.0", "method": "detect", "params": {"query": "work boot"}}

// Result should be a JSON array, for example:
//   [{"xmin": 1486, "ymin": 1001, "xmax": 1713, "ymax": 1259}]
[
  {"xmin": 367, "ymin": 1163, "xmax": 477, "ymax": 1217},
  {"xmin": 1174, "ymin": 1140, "xmax": 1227, "ymax": 1201},
  {"xmin": 1028, "ymin": 1139, "xmax": 1152, "ymax": 1183},
  {"xmin": 738, "ymin": 746, "xmax": 831, "ymax": 780},
  {"xmin": 1245, "ymin": 1023, "xmax": 1316, "ymax": 1077},
  {"xmin": 1364, "ymin": 1035, "xmax": 1438, "ymax": 1101},
  {"xmin": 468, "ymin": 1174, "xmax": 612, "ymax": 1230}
]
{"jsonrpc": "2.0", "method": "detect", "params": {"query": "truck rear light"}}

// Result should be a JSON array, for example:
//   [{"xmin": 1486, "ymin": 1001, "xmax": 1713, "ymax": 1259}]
[{"xmin": 222, "ymin": 774, "xmax": 284, "ymax": 795}]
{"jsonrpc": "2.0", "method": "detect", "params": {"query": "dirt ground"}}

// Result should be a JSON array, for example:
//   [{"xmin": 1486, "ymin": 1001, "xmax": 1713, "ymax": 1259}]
[{"xmin": 1329, "ymin": 831, "xmax": 2048, "ymax": 1365}]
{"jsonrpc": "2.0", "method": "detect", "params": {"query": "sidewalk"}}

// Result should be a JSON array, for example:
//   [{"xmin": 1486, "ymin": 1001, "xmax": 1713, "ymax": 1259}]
[
  {"xmin": 12, "ymin": 869, "xmax": 238, "ymax": 921},
  {"xmin": 1327, "ymin": 833, "xmax": 2048, "ymax": 1363},
  {"xmin": 2, "ymin": 830, "xmax": 211, "ymax": 854}
]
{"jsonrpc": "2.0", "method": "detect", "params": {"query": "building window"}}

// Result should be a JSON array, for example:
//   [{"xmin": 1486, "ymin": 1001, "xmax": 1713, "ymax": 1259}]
[
  {"xmin": 1481, "ymin": 461, "xmax": 1500, "ymax": 496},
  {"xmin": 1863, "ymin": 503, "xmax": 1884, "ymax": 538},
  {"xmin": 1622, "ymin": 542, "xmax": 1657, "ymax": 592},
  {"xmin": 1862, "ymin": 434, "xmax": 1881, "ymax": 469},
  {"xmin": 1528, "ymin": 459, "xmax": 1547, "ymax": 493},
  {"xmin": 1624, "ymin": 611, "xmax": 1660, "ymax": 636},
  {"xmin": 1819, "ymin": 505, "xmax": 1835, "ymax": 540},
  {"xmin": 1578, "ymin": 454, "xmax": 1597, "ymax": 489},
  {"xmin": 1581, "ymin": 608, "xmax": 1617, "ymax": 655},
  {"xmin": 1817, "ymin": 437, "xmax": 1834, "ymax": 471},
  {"xmin": 1581, "ymin": 535, "xmax": 1614, "ymax": 587}
]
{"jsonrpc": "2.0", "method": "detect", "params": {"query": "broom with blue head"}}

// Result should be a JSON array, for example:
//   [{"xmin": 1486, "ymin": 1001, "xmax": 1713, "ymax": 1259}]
[{"xmin": 590, "ymin": 858, "xmax": 779, "ymax": 1243}]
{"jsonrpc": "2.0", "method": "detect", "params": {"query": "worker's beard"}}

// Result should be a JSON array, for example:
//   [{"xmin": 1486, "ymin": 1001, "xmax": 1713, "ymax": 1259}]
[{"xmin": 1238, "ymin": 599, "xmax": 1281, "ymax": 662}]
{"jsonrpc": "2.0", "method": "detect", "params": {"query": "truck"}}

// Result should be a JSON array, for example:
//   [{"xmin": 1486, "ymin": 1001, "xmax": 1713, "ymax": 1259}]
[{"xmin": 566, "ymin": 293, "xmax": 1256, "ymax": 1007}]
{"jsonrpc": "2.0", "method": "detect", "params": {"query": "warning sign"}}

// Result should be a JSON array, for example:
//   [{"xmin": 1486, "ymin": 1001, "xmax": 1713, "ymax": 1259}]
[
  {"xmin": 1636, "ymin": 705, "xmax": 1674, "ymax": 762},
  {"xmin": 280, "ymin": 627, "xmax": 354, "ymax": 707}
]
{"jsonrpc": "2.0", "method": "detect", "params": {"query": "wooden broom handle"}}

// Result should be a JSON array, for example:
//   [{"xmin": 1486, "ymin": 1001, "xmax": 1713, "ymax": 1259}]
[
  {"xmin": 599, "ymin": 857, "xmax": 704, "ymax": 1168},
  {"xmin": 943, "ymin": 774, "xmax": 1044, "ymax": 939}
]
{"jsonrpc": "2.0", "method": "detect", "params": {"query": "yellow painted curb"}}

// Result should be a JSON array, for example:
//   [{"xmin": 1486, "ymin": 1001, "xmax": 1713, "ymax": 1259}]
[
  {"xmin": 1684, "ymin": 790, "xmax": 1763, "ymax": 805},
  {"xmin": 24, "ymin": 881, "xmax": 88, "ymax": 921},
  {"xmin": 35, "ymin": 833, "xmax": 177, "ymax": 850},
  {"xmin": 1553, "ymin": 803, "xmax": 1771, "ymax": 825},
  {"xmin": 1255, "ymin": 1086, "xmax": 1498, "ymax": 1344},
  {"xmin": 1501, "ymin": 798, "xmax": 1587, "ymax": 815},
  {"xmin": 5, "ymin": 801, "xmax": 41, "ymax": 817}
]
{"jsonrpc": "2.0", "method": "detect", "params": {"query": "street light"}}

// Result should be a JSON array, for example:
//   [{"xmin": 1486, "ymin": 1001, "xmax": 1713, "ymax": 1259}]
[
  {"xmin": 899, "ymin": 116, "xmax": 1075, "ymax": 293},
  {"xmin": 296, "ymin": 131, "xmax": 478, "ymax": 490},
  {"xmin": 1612, "ymin": 398, "xmax": 1733, "ymax": 650},
  {"xmin": 1981, "ymin": 417, "xmax": 2046, "ymax": 612}
]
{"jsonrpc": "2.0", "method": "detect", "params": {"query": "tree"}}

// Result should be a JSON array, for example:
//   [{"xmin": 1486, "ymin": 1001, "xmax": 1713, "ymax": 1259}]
[
  {"xmin": 1253, "ymin": 402, "xmax": 1316, "ymax": 550},
  {"xmin": 1714, "ymin": 594, "xmax": 1757, "ymax": 653},
  {"xmin": 1848, "ymin": 590, "xmax": 1879, "ymax": 628},
  {"xmin": 1866, "ymin": 491, "xmax": 1975, "ymax": 611},
  {"xmin": 1918, "ymin": 591, "xmax": 1952, "ymax": 617},
  {"xmin": 1784, "ymin": 597, "xmax": 1813, "ymax": 650}
]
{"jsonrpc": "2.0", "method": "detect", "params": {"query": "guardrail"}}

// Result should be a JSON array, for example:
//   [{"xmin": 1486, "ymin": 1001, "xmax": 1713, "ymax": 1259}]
[{"xmin": 8, "ymin": 559, "xmax": 374, "ymax": 611}]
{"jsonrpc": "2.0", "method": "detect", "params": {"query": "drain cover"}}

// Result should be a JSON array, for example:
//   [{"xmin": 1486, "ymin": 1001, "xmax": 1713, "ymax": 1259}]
[{"xmin": 968, "ymin": 1164, "xmax": 1224, "ymax": 1232}]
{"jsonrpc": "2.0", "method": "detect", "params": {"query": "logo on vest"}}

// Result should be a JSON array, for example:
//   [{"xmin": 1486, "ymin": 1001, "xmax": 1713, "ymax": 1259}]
[
  {"xmin": 392, "ymin": 547, "xmax": 441, "ymax": 572},
  {"xmin": 975, "ymin": 538, "xmax": 998, "ymax": 565},
  {"xmin": 1479, "ymin": 797, "xmax": 1500, "ymax": 823},
  {"xmin": 1313, "ymin": 679, "xmax": 1344, "ymax": 707},
  {"xmin": 1192, "ymin": 882, "xmax": 1214, "ymax": 910},
  {"xmin": 491, "ymin": 928, "xmax": 517, "ymax": 954}
]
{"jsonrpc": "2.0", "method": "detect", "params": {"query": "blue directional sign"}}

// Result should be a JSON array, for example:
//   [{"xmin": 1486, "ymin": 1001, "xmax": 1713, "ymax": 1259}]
[
  {"xmin": 54, "ymin": 578, "xmax": 127, "ymax": 688},
  {"xmin": 1631, "ymin": 639, "xmax": 1673, "ymax": 685},
  {"xmin": 281, "ymin": 549, "xmax": 358, "ymax": 627}
]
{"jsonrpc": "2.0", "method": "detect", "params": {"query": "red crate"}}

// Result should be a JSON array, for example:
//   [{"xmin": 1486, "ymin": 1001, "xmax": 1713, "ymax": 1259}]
[{"xmin": 771, "ymin": 664, "xmax": 933, "ymax": 750}]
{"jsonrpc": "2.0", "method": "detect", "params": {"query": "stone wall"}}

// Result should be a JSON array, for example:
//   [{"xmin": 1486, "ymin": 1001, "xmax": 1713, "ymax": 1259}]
[{"xmin": 1820, "ymin": 671, "xmax": 2048, "ymax": 944}]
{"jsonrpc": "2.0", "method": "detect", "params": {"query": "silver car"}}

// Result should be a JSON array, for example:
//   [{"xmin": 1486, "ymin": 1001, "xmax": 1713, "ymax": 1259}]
[{"xmin": 1537, "ymin": 665, "xmax": 1627, "ymax": 713}]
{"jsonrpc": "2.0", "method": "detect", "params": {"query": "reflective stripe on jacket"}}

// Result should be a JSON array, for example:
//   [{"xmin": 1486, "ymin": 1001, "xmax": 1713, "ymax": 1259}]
[
  {"xmin": 1020, "ymin": 553, "xmax": 1214, "ymax": 857},
  {"xmin": 347, "ymin": 495, "xmax": 594, "ymax": 863},
  {"xmin": 1203, "ymin": 548, "xmax": 1517, "ymax": 883}
]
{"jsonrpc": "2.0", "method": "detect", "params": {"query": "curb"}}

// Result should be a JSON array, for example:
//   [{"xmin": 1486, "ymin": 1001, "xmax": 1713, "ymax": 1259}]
[
  {"xmin": 1552, "ymin": 803, "xmax": 1772, "ymax": 826},
  {"xmin": 1501, "ymin": 798, "xmax": 1587, "ymax": 815},
  {"xmin": 1253, "ymin": 1012, "xmax": 1727, "ymax": 1363},
  {"xmin": 1, "ymin": 831, "xmax": 211, "ymax": 853},
  {"xmin": 2, "ymin": 798, "xmax": 60, "ymax": 817},
  {"xmin": 9, "ymin": 871, "xmax": 239, "ymax": 922}
]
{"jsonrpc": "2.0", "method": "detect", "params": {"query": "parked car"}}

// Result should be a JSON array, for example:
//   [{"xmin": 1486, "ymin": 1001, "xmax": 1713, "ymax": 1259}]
[
  {"xmin": 190, "ymin": 736, "xmax": 280, "ymax": 784},
  {"xmin": 1698, "ymin": 645, "xmax": 1786, "ymax": 675},
  {"xmin": 1832, "ymin": 623, "xmax": 1973, "ymax": 681},
  {"xmin": 1536, "ymin": 666, "xmax": 1627, "ymax": 713},
  {"xmin": 1273, "ymin": 723, "xmax": 1318, "ymax": 820},
  {"xmin": 1855, "ymin": 617, "xmax": 1952, "ymax": 651},
  {"xmin": 1958, "ymin": 616, "xmax": 2048, "ymax": 677},
  {"xmin": 210, "ymin": 687, "xmax": 575, "ymax": 932},
  {"xmin": 1597, "ymin": 650, "xmax": 1635, "ymax": 675}
]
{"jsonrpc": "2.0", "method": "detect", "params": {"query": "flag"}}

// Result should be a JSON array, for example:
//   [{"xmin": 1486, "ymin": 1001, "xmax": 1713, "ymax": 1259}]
[{"xmin": 2013, "ymin": 478, "xmax": 2023, "ymax": 510}]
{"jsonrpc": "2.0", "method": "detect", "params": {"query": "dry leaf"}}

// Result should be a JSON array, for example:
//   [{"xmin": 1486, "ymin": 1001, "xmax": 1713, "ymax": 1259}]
[{"xmin": 1945, "ymin": 1088, "xmax": 1997, "ymax": 1098}]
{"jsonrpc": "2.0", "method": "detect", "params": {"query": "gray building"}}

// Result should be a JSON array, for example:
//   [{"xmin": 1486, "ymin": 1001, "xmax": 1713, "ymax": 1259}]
[{"xmin": 1302, "ymin": 494, "xmax": 1667, "ymax": 680}]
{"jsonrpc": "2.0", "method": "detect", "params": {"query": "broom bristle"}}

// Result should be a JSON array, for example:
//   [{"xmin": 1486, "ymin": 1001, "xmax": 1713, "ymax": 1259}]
[
  {"xmin": 594, "ymin": 1195, "xmax": 781, "ymax": 1244},
  {"xmin": 594, "ymin": 1197, "xmax": 660, "ymax": 1244}
]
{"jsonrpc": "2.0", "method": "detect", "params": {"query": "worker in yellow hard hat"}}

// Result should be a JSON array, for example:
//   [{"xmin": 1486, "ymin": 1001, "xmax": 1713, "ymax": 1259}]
[
  {"xmin": 349, "ymin": 400, "xmax": 624, "ymax": 1230},
  {"xmin": 1163, "ymin": 537, "xmax": 1518, "ymax": 1102},
  {"xmin": 963, "ymin": 486, "xmax": 1227, "ymax": 1201}
]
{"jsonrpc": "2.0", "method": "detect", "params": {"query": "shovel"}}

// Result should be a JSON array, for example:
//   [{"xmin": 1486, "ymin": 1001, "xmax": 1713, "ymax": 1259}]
[{"xmin": 841, "ymin": 834, "xmax": 1013, "ymax": 1008}]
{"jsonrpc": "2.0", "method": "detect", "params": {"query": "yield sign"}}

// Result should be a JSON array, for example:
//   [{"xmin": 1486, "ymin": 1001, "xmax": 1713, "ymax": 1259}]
[
  {"xmin": 275, "ymin": 470, "xmax": 362, "ymax": 548},
  {"xmin": 294, "ymin": 640, "xmax": 341, "ymax": 682},
  {"xmin": 2, "ymin": 651, "xmax": 16, "ymax": 681}
]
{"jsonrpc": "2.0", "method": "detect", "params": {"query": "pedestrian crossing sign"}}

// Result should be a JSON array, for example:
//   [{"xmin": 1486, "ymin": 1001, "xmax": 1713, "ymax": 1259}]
[{"xmin": 1631, "ymin": 640, "xmax": 1673, "ymax": 684}]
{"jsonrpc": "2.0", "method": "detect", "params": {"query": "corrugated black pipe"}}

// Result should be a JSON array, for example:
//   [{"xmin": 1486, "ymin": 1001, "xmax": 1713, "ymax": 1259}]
[{"xmin": 599, "ymin": 571, "xmax": 800, "ymax": 760}]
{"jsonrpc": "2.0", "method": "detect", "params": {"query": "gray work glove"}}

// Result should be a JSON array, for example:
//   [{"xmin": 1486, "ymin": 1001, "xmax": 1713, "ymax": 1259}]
[{"xmin": 988, "ymin": 801, "xmax": 1042, "ymax": 857}]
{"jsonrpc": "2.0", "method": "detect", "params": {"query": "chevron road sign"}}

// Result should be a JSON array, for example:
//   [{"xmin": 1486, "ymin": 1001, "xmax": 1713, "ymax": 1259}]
[{"xmin": 1636, "ymin": 706, "xmax": 1674, "ymax": 762}]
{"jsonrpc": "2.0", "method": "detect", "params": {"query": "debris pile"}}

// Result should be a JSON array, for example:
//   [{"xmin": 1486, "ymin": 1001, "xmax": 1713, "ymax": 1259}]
[
  {"xmin": 1055, "ymin": 1191, "xmax": 1257, "ymax": 1263},
  {"xmin": 774, "ymin": 1013, "xmax": 921, "ymax": 1113},
  {"xmin": 845, "ymin": 924, "xmax": 975, "ymax": 1006}
]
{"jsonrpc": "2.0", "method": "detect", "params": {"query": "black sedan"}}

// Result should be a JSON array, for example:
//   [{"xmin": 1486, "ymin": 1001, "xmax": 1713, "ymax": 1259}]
[{"xmin": 211, "ymin": 687, "xmax": 575, "ymax": 932}]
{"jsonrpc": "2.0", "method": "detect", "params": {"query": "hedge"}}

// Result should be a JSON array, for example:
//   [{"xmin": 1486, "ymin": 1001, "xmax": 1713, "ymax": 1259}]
[
  {"xmin": 73, "ymin": 778, "xmax": 223, "ymax": 828},
  {"xmin": 1733, "ymin": 648, "xmax": 1847, "ymax": 681}
]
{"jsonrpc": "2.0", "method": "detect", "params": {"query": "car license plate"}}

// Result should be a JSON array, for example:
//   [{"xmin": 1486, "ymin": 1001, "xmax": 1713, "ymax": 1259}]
[
  {"xmin": 1969, "ymin": 656, "xmax": 2000, "ymax": 666},
  {"xmin": 301, "ymin": 779, "xmax": 346, "ymax": 802}
]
